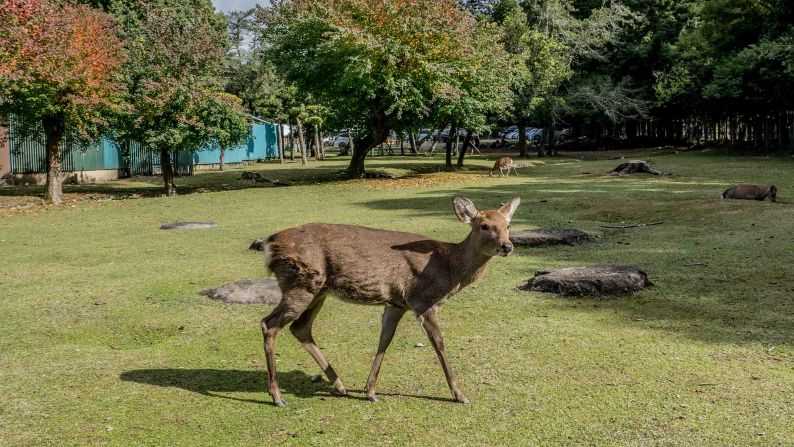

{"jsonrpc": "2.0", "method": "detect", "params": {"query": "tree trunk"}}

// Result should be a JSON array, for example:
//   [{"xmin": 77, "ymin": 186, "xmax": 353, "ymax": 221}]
[
  {"xmin": 456, "ymin": 129, "xmax": 473, "ymax": 168},
  {"xmin": 517, "ymin": 124, "xmax": 529, "ymax": 157},
  {"xmin": 428, "ymin": 135, "xmax": 439, "ymax": 154},
  {"xmin": 288, "ymin": 123, "xmax": 295, "ymax": 160},
  {"xmin": 544, "ymin": 116, "xmax": 555, "ymax": 156},
  {"xmin": 445, "ymin": 123, "xmax": 458, "ymax": 169},
  {"xmin": 160, "ymin": 147, "xmax": 176, "ymax": 196},
  {"xmin": 296, "ymin": 118, "xmax": 307, "ymax": 166},
  {"xmin": 428, "ymin": 122, "xmax": 449, "ymax": 155},
  {"xmin": 314, "ymin": 124, "xmax": 323, "ymax": 161},
  {"xmin": 277, "ymin": 122, "xmax": 284, "ymax": 164},
  {"xmin": 42, "ymin": 114, "xmax": 65, "ymax": 205},
  {"xmin": 346, "ymin": 128, "xmax": 388, "ymax": 177},
  {"xmin": 219, "ymin": 148, "xmax": 225, "ymax": 171},
  {"xmin": 408, "ymin": 132, "xmax": 418, "ymax": 155}
]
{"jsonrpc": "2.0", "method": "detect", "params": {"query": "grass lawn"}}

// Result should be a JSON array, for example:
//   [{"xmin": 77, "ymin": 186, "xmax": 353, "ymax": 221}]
[{"xmin": 1, "ymin": 151, "xmax": 792, "ymax": 446}]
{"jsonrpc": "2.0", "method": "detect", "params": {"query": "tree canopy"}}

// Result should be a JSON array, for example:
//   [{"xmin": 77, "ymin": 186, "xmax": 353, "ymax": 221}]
[
  {"xmin": 111, "ymin": 0, "xmax": 247, "ymax": 195},
  {"xmin": 0, "ymin": 0, "xmax": 126, "ymax": 203},
  {"xmin": 258, "ymin": 0, "xmax": 513, "ymax": 176}
]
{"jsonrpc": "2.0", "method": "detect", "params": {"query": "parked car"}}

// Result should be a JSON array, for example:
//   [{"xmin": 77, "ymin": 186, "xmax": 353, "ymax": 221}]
[
  {"xmin": 554, "ymin": 128, "xmax": 571, "ymax": 143},
  {"xmin": 504, "ymin": 127, "xmax": 543, "ymax": 143},
  {"xmin": 332, "ymin": 133, "xmax": 351, "ymax": 149},
  {"xmin": 436, "ymin": 128, "xmax": 469, "ymax": 141},
  {"xmin": 504, "ymin": 128, "xmax": 570, "ymax": 144}
]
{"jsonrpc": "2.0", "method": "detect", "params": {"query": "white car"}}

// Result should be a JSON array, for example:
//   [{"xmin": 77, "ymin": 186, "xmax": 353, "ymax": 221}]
[
  {"xmin": 504, "ymin": 128, "xmax": 542, "ymax": 143},
  {"xmin": 332, "ymin": 133, "xmax": 351, "ymax": 149}
]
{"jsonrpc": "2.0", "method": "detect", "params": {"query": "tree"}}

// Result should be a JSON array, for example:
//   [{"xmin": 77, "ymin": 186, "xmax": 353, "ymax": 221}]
[
  {"xmin": 258, "ymin": 0, "xmax": 507, "ymax": 177},
  {"xmin": 652, "ymin": 0, "xmax": 794, "ymax": 149},
  {"xmin": 111, "ymin": 0, "xmax": 242, "ymax": 195},
  {"xmin": 430, "ymin": 19, "xmax": 513, "ymax": 168},
  {"xmin": 0, "ymin": 0, "xmax": 125, "ymax": 204},
  {"xmin": 198, "ymin": 92, "xmax": 251, "ymax": 171},
  {"xmin": 493, "ymin": 0, "xmax": 642, "ymax": 156}
]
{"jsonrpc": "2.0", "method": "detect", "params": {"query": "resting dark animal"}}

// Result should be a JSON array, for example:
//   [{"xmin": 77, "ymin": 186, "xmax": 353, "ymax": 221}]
[{"xmin": 722, "ymin": 184, "xmax": 777, "ymax": 202}]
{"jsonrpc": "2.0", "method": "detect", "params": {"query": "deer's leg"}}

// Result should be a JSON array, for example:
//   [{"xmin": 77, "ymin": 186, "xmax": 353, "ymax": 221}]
[
  {"xmin": 261, "ymin": 291, "xmax": 312, "ymax": 407},
  {"xmin": 512, "ymin": 166, "xmax": 519, "ymax": 176},
  {"xmin": 365, "ymin": 306, "xmax": 406, "ymax": 402},
  {"xmin": 418, "ymin": 307, "xmax": 469, "ymax": 404},
  {"xmin": 289, "ymin": 295, "xmax": 347, "ymax": 396}
]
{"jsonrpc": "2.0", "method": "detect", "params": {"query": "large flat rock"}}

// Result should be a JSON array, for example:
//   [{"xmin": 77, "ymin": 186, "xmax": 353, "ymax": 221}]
[
  {"xmin": 201, "ymin": 278, "xmax": 282, "ymax": 304},
  {"xmin": 510, "ymin": 228, "xmax": 592, "ymax": 247},
  {"xmin": 518, "ymin": 265, "xmax": 650, "ymax": 297}
]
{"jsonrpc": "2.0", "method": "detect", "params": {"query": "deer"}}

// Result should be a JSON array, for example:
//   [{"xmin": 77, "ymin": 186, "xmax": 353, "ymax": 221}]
[
  {"xmin": 489, "ymin": 156, "xmax": 526, "ymax": 177},
  {"xmin": 722, "ymin": 184, "xmax": 777, "ymax": 202},
  {"xmin": 260, "ymin": 196, "xmax": 521, "ymax": 407}
]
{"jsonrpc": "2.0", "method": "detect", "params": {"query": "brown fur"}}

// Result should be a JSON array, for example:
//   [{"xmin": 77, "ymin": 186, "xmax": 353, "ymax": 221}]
[
  {"xmin": 260, "ymin": 196, "xmax": 520, "ymax": 406},
  {"xmin": 489, "ymin": 156, "xmax": 519, "ymax": 177},
  {"xmin": 722, "ymin": 184, "xmax": 777, "ymax": 202}
]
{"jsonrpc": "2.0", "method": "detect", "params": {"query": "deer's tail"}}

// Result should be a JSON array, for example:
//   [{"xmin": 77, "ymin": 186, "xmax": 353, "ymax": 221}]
[{"xmin": 263, "ymin": 235, "xmax": 276, "ymax": 276}]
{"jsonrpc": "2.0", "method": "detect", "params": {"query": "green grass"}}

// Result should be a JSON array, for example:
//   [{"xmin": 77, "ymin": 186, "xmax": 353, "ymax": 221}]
[{"xmin": 1, "ymin": 152, "xmax": 792, "ymax": 446}]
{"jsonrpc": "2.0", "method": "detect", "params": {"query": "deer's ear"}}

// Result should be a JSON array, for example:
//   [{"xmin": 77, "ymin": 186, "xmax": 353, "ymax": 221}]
[
  {"xmin": 498, "ymin": 197, "xmax": 521, "ymax": 223},
  {"xmin": 453, "ymin": 196, "xmax": 478, "ymax": 223}
]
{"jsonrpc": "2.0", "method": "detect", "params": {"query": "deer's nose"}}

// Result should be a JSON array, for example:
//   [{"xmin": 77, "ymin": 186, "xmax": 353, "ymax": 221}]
[{"xmin": 500, "ymin": 242, "xmax": 513, "ymax": 254}]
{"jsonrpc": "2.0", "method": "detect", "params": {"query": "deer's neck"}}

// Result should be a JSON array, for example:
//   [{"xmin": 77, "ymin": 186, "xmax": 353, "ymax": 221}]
[{"xmin": 450, "ymin": 232, "xmax": 492, "ymax": 288}]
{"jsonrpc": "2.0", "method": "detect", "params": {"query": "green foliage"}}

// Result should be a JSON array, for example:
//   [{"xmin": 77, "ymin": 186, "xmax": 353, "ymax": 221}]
[
  {"xmin": 0, "ymin": 0, "xmax": 126, "ymax": 139},
  {"xmin": 258, "ymin": 0, "xmax": 512, "ymax": 174},
  {"xmin": 197, "ymin": 92, "xmax": 251, "ymax": 151},
  {"xmin": 429, "ymin": 19, "xmax": 513, "ymax": 133},
  {"xmin": 110, "ymin": 0, "xmax": 244, "ymax": 152},
  {"xmin": 499, "ymin": 0, "xmax": 641, "ymax": 138}
]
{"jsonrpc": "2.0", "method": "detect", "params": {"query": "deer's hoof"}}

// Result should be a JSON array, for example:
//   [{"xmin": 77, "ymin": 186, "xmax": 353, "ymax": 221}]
[
  {"xmin": 454, "ymin": 394, "xmax": 470, "ymax": 404},
  {"xmin": 274, "ymin": 399, "xmax": 287, "ymax": 407},
  {"xmin": 367, "ymin": 394, "xmax": 379, "ymax": 403},
  {"xmin": 336, "ymin": 388, "xmax": 348, "ymax": 396}
]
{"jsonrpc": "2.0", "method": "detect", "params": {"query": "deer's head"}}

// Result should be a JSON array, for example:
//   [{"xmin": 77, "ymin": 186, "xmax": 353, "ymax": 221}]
[{"xmin": 453, "ymin": 196, "xmax": 520, "ymax": 257}]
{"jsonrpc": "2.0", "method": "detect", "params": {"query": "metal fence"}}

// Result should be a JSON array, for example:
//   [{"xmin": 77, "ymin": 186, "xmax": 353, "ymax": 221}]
[{"xmin": 5, "ymin": 116, "xmax": 277, "ymax": 177}]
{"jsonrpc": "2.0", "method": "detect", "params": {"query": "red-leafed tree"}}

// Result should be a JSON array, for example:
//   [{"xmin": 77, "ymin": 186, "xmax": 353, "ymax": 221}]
[{"xmin": 0, "ymin": 0, "xmax": 126, "ymax": 204}]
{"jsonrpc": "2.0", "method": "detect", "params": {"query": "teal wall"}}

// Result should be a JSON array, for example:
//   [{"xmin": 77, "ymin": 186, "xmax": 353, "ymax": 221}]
[
  {"xmin": 191, "ymin": 122, "xmax": 279, "ymax": 165},
  {"xmin": 7, "ymin": 118, "xmax": 277, "ymax": 176}
]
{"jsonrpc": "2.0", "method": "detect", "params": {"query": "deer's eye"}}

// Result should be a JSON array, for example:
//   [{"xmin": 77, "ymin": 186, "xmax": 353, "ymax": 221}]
[{"xmin": 480, "ymin": 224, "xmax": 489, "ymax": 231}]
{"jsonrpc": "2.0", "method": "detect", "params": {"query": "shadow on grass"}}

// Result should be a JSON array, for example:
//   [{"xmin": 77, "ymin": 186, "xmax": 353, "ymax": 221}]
[
  {"xmin": 0, "ymin": 156, "xmax": 495, "ymax": 200},
  {"xmin": 119, "ymin": 368, "xmax": 457, "ymax": 405}
]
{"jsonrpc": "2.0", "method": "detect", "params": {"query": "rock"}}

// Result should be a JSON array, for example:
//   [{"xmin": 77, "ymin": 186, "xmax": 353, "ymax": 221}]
[
  {"xmin": 518, "ymin": 265, "xmax": 651, "ymax": 297},
  {"xmin": 510, "ymin": 228, "xmax": 592, "ymax": 247},
  {"xmin": 200, "ymin": 278, "xmax": 282, "ymax": 304},
  {"xmin": 160, "ymin": 222, "xmax": 216, "ymax": 230},
  {"xmin": 249, "ymin": 239, "xmax": 266, "ymax": 251},
  {"xmin": 608, "ymin": 160, "xmax": 666, "ymax": 176}
]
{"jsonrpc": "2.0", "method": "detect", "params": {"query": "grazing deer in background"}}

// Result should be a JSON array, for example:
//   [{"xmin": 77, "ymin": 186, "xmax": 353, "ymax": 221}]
[
  {"xmin": 489, "ymin": 156, "xmax": 526, "ymax": 177},
  {"xmin": 261, "ymin": 196, "xmax": 521, "ymax": 406},
  {"xmin": 722, "ymin": 184, "xmax": 777, "ymax": 202}
]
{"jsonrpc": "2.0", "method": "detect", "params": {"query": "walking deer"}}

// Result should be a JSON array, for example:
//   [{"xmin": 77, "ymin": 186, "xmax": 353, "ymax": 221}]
[
  {"xmin": 261, "ymin": 196, "xmax": 520, "ymax": 406},
  {"xmin": 489, "ymin": 156, "xmax": 526, "ymax": 177}
]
